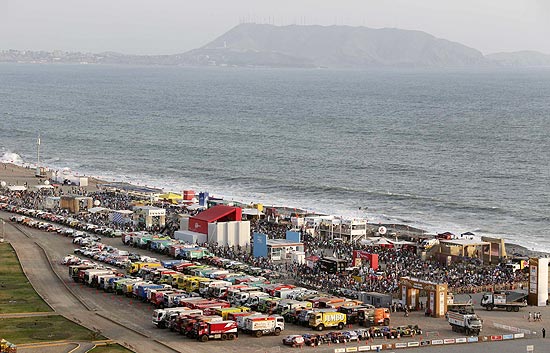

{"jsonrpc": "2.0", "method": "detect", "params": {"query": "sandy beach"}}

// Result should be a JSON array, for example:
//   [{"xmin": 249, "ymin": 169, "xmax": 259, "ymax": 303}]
[{"xmin": 1, "ymin": 161, "xmax": 548, "ymax": 259}]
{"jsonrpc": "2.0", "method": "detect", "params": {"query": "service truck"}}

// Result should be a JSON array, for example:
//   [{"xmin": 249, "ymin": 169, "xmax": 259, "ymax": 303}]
[
  {"xmin": 276, "ymin": 299, "xmax": 312, "ymax": 315},
  {"xmin": 83, "ymin": 269, "xmax": 112, "ymax": 286},
  {"xmin": 244, "ymin": 315, "xmax": 285, "ymax": 337},
  {"xmin": 199, "ymin": 280, "xmax": 232, "ymax": 297},
  {"xmin": 308, "ymin": 310, "xmax": 347, "ymax": 331},
  {"xmin": 215, "ymin": 307, "xmax": 250, "ymax": 320},
  {"xmin": 127, "ymin": 261, "xmax": 161, "ymax": 275},
  {"xmin": 193, "ymin": 320, "xmax": 238, "ymax": 342},
  {"xmin": 447, "ymin": 311, "xmax": 482, "ymax": 336},
  {"xmin": 480, "ymin": 291, "xmax": 527, "ymax": 312},
  {"xmin": 357, "ymin": 307, "xmax": 391, "ymax": 326},
  {"xmin": 97, "ymin": 274, "xmax": 118, "ymax": 290},
  {"xmin": 152, "ymin": 307, "xmax": 198, "ymax": 328}
]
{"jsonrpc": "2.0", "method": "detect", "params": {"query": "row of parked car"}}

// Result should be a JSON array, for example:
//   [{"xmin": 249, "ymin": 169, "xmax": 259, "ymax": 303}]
[
  {"xmin": 0, "ymin": 203, "xmax": 122, "ymax": 237},
  {"xmin": 283, "ymin": 324, "xmax": 423, "ymax": 347}
]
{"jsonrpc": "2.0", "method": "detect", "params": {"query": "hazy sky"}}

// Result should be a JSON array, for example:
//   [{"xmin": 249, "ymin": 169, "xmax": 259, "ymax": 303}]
[{"xmin": 1, "ymin": 0, "xmax": 549, "ymax": 55}]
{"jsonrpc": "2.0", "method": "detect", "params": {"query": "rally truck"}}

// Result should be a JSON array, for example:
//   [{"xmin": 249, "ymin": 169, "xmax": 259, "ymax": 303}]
[
  {"xmin": 243, "ymin": 315, "xmax": 285, "ymax": 337},
  {"xmin": 193, "ymin": 320, "xmax": 238, "ymax": 342},
  {"xmin": 480, "ymin": 291, "xmax": 527, "ymax": 312},
  {"xmin": 309, "ymin": 310, "xmax": 347, "ymax": 331},
  {"xmin": 447, "ymin": 311, "xmax": 482, "ymax": 336}
]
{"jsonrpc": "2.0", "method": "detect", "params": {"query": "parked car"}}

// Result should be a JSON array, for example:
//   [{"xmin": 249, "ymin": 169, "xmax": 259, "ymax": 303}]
[{"xmin": 282, "ymin": 335, "xmax": 304, "ymax": 347}]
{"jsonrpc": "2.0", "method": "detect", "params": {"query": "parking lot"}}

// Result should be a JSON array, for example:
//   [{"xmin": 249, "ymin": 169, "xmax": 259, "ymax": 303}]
[{"xmin": 2, "ymin": 209, "xmax": 548, "ymax": 353}]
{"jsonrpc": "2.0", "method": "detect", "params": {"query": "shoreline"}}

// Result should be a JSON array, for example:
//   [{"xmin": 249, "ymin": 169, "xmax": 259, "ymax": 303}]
[{"xmin": 1, "ymin": 161, "xmax": 548, "ymax": 259}]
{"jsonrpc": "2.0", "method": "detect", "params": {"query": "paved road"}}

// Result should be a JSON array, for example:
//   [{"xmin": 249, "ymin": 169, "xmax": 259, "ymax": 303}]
[
  {"xmin": 2, "ymin": 210, "xmax": 548, "ymax": 353},
  {"xmin": 4, "ymin": 218, "xmax": 178, "ymax": 353}
]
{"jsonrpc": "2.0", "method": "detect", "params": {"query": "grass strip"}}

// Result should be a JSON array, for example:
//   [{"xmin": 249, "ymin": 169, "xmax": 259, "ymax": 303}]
[{"xmin": 0, "ymin": 242, "xmax": 52, "ymax": 313}]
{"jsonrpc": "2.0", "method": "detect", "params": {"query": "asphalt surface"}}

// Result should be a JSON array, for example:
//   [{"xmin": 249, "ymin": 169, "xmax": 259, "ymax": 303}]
[{"xmin": 2, "ymin": 210, "xmax": 548, "ymax": 353}]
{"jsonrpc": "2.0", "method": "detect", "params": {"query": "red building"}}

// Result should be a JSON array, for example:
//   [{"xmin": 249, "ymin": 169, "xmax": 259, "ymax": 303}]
[{"xmin": 188, "ymin": 205, "xmax": 242, "ymax": 235}]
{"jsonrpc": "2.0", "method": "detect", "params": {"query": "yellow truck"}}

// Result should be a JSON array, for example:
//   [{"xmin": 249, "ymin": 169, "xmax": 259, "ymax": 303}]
[
  {"xmin": 215, "ymin": 307, "xmax": 250, "ymax": 320},
  {"xmin": 309, "ymin": 310, "xmax": 347, "ymax": 331},
  {"xmin": 127, "ymin": 261, "xmax": 161, "ymax": 275},
  {"xmin": 184, "ymin": 276, "xmax": 211, "ymax": 293},
  {"xmin": 170, "ymin": 274, "xmax": 190, "ymax": 289}
]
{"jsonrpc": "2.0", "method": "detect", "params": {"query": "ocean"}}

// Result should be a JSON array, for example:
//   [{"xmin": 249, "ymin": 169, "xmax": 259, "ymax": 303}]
[{"xmin": 1, "ymin": 64, "xmax": 549, "ymax": 251}]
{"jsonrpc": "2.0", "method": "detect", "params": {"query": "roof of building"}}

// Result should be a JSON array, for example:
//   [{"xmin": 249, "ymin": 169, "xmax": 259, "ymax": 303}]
[
  {"xmin": 439, "ymin": 239, "xmax": 490, "ymax": 246},
  {"xmin": 192, "ymin": 205, "xmax": 242, "ymax": 223}
]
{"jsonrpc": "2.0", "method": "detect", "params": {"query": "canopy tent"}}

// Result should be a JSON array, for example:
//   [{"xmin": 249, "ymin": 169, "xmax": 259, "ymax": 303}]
[
  {"xmin": 7, "ymin": 185, "xmax": 26, "ymax": 191},
  {"xmin": 88, "ymin": 207, "xmax": 111, "ymax": 214},
  {"xmin": 242, "ymin": 208, "xmax": 264, "ymax": 217},
  {"xmin": 159, "ymin": 192, "xmax": 183, "ymax": 204},
  {"xmin": 33, "ymin": 184, "xmax": 54, "ymax": 190}
]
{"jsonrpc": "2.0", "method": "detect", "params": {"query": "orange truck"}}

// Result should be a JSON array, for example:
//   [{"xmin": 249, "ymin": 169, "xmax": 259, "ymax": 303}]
[{"xmin": 357, "ymin": 307, "xmax": 391, "ymax": 326}]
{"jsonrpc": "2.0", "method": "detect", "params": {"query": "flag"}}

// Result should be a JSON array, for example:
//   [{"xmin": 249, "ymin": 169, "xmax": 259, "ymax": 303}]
[{"xmin": 37, "ymin": 136, "xmax": 41, "ymax": 145}]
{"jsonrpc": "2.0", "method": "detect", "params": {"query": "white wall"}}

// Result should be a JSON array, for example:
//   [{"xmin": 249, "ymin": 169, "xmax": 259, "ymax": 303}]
[{"xmin": 208, "ymin": 221, "xmax": 250, "ymax": 247}]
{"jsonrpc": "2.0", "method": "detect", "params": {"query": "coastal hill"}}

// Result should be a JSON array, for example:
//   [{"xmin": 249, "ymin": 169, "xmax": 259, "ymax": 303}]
[
  {"xmin": 486, "ymin": 50, "xmax": 550, "ymax": 67},
  {"xmin": 2, "ymin": 24, "xmax": 550, "ymax": 68},
  {"xmin": 182, "ymin": 23, "xmax": 486, "ymax": 68}
]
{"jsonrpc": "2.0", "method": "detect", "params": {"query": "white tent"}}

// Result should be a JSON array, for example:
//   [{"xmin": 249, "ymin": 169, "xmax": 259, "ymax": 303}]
[
  {"xmin": 242, "ymin": 208, "xmax": 264, "ymax": 217},
  {"xmin": 34, "ymin": 184, "xmax": 54, "ymax": 190},
  {"xmin": 186, "ymin": 204, "xmax": 206, "ymax": 211},
  {"xmin": 7, "ymin": 185, "xmax": 27, "ymax": 191},
  {"xmin": 88, "ymin": 207, "xmax": 111, "ymax": 214}
]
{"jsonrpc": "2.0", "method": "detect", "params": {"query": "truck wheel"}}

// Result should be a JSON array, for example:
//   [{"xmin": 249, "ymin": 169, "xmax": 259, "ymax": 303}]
[
  {"xmin": 337, "ymin": 322, "xmax": 344, "ymax": 330},
  {"xmin": 487, "ymin": 305, "xmax": 493, "ymax": 311},
  {"xmin": 317, "ymin": 324, "xmax": 325, "ymax": 331},
  {"xmin": 255, "ymin": 330, "xmax": 263, "ymax": 337},
  {"xmin": 200, "ymin": 335, "xmax": 208, "ymax": 342},
  {"xmin": 506, "ymin": 306, "xmax": 512, "ymax": 312},
  {"xmin": 274, "ymin": 328, "xmax": 281, "ymax": 336},
  {"xmin": 513, "ymin": 306, "xmax": 519, "ymax": 312},
  {"xmin": 221, "ymin": 334, "xmax": 228, "ymax": 340},
  {"xmin": 383, "ymin": 319, "xmax": 390, "ymax": 326},
  {"xmin": 228, "ymin": 334, "xmax": 235, "ymax": 340}
]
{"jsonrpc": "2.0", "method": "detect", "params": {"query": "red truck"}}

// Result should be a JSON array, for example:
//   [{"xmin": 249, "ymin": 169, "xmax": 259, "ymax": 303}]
[
  {"xmin": 193, "ymin": 320, "xmax": 238, "ymax": 342},
  {"xmin": 264, "ymin": 284, "xmax": 295, "ymax": 297}
]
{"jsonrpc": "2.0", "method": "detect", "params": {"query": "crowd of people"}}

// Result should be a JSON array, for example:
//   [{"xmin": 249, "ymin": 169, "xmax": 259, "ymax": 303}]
[{"xmin": 1, "ymin": 184, "xmax": 529, "ymax": 297}]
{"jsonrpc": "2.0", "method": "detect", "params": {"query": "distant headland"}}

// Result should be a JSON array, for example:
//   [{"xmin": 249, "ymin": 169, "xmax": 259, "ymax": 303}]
[{"xmin": 2, "ymin": 24, "xmax": 550, "ymax": 69}]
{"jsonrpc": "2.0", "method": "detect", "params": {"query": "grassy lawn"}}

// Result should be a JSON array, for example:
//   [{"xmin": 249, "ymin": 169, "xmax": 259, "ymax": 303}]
[
  {"xmin": 89, "ymin": 344, "xmax": 133, "ymax": 353},
  {"xmin": 0, "ymin": 316, "xmax": 105, "ymax": 344},
  {"xmin": 0, "ymin": 242, "xmax": 52, "ymax": 313}
]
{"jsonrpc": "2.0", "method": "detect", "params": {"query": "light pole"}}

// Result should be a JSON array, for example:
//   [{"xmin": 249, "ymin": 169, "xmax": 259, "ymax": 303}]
[{"xmin": 1, "ymin": 218, "xmax": 5, "ymax": 242}]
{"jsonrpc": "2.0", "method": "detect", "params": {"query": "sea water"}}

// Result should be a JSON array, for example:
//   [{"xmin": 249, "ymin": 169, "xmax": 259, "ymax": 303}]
[{"xmin": 0, "ymin": 64, "xmax": 549, "ymax": 251}]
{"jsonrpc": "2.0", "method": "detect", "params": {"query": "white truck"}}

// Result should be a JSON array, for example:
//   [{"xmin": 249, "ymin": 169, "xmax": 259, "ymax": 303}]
[
  {"xmin": 447, "ymin": 311, "xmax": 482, "ymax": 336},
  {"xmin": 480, "ymin": 291, "xmax": 527, "ymax": 312},
  {"xmin": 244, "ymin": 315, "xmax": 285, "ymax": 337},
  {"xmin": 230, "ymin": 290, "xmax": 268, "ymax": 306},
  {"xmin": 199, "ymin": 280, "xmax": 232, "ymax": 297},
  {"xmin": 245, "ymin": 292, "xmax": 271, "ymax": 308},
  {"xmin": 152, "ymin": 307, "xmax": 201, "ymax": 328}
]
